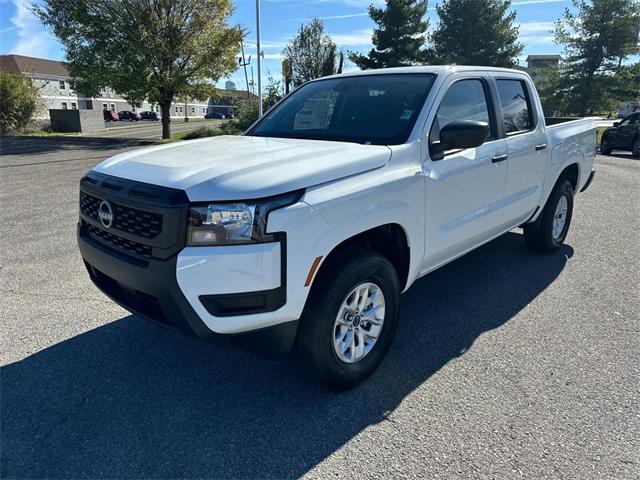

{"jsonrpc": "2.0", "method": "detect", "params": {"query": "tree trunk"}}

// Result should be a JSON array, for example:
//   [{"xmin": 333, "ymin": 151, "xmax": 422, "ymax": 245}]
[{"xmin": 161, "ymin": 100, "xmax": 171, "ymax": 139}]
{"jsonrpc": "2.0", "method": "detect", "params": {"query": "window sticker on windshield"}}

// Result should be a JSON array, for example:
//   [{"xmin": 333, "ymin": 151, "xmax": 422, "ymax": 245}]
[{"xmin": 400, "ymin": 110, "xmax": 413, "ymax": 120}]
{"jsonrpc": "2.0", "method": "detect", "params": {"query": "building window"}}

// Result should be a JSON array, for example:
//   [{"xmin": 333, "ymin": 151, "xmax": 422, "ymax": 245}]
[
  {"xmin": 61, "ymin": 102, "xmax": 68, "ymax": 110},
  {"xmin": 59, "ymin": 80, "xmax": 65, "ymax": 89},
  {"xmin": 202, "ymin": 107, "xmax": 205, "ymax": 114},
  {"xmin": 86, "ymin": 100, "xmax": 93, "ymax": 110},
  {"xmin": 71, "ymin": 102, "xmax": 77, "ymax": 110},
  {"xmin": 103, "ymin": 103, "xmax": 108, "ymax": 110},
  {"xmin": 179, "ymin": 106, "xmax": 183, "ymax": 113},
  {"xmin": 191, "ymin": 107, "xmax": 195, "ymax": 114},
  {"xmin": 175, "ymin": 106, "xmax": 178, "ymax": 113},
  {"xmin": 110, "ymin": 103, "xmax": 115, "ymax": 112}
]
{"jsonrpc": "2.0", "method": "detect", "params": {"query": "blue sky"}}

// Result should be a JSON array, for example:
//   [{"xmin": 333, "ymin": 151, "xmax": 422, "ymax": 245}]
[{"xmin": 0, "ymin": 0, "xmax": 573, "ymax": 89}]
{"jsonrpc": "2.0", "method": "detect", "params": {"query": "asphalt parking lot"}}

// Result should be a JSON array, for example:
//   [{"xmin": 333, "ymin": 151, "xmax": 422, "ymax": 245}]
[{"xmin": 1, "ymin": 136, "xmax": 638, "ymax": 479}]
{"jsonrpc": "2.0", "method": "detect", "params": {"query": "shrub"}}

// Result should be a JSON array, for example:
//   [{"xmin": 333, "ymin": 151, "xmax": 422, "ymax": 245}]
[
  {"xmin": 234, "ymin": 102, "xmax": 259, "ymax": 130},
  {"xmin": 0, "ymin": 71, "xmax": 41, "ymax": 134},
  {"xmin": 182, "ymin": 126, "xmax": 221, "ymax": 140}
]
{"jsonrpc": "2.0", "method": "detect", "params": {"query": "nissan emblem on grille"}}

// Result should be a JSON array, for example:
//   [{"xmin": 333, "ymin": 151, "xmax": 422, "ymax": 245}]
[{"xmin": 98, "ymin": 200, "xmax": 114, "ymax": 228}]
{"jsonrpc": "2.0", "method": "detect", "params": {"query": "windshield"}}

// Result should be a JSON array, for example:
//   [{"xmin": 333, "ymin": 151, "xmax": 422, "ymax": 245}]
[{"xmin": 248, "ymin": 74, "xmax": 436, "ymax": 145}]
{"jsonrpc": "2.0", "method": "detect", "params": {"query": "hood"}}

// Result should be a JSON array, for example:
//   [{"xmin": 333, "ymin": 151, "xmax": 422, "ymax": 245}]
[{"xmin": 92, "ymin": 135, "xmax": 392, "ymax": 201}]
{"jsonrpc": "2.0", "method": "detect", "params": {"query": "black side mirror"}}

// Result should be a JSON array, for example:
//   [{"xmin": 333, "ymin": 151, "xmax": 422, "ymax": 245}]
[
  {"xmin": 430, "ymin": 120, "xmax": 490, "ymax": 160},
  {"xmin": 613, "ymin": 122, "xmax": 620, "ymax": 127}
]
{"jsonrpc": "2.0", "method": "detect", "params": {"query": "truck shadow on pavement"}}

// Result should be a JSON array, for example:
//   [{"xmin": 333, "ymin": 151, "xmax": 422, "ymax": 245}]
[{"xmin": 1, "ymin": 232, "xmax": 573, "ymax": 479}]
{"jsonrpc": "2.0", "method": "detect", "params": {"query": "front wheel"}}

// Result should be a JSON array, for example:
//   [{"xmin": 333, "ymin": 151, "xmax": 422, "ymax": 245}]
[
  {"xmin": 293, "ymin": 248, "xmax": 400, "ymax": 390},
  {"xmin": 600, "ymin": 136, "xmax": 612, "ymax": 155},
  {"xmin": 523, "ymin": 179, "xmax": 574, "ymax": 253},
  {"xmin": 632, "ymin": 138, "xmax": 640, "ymax": 159}
]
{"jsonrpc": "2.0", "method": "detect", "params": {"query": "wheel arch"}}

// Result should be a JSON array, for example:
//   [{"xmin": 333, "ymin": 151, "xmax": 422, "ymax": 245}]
[
  {"xmin": 312, "ymin": 223, "xmax": 411, "ymax": 292},
  {"xmin": 559, "ymin": 162, "xmax": 580, "ymax": 192}
]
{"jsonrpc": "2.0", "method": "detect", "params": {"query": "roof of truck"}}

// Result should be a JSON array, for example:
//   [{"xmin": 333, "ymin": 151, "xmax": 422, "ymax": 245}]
[{"xmin": 322, "ymin": 65, "xmax": 530, "ymax": 80}]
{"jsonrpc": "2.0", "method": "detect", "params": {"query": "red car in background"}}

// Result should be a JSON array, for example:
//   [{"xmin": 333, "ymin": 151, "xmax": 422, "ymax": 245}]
[{"xmin": 103, "ymin": 110, "xmax": 119, "ymax": 122}]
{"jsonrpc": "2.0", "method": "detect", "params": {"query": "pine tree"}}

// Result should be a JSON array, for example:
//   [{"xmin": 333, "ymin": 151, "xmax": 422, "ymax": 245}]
[
  {"xmin": 553, "ymin": 0, "xmax": 640, "ymax": 115},
  {"xmin": 430, "ymin": 0, "xmax": 522, "ymax": 67},
  {"xmin": 349, "ymin": 0, "xmax": 430, "ymax": 69}
]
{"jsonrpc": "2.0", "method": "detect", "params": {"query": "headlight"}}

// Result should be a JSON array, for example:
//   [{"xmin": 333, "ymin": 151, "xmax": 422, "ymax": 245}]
[{"xmin": 187, "ymin": 190, "xmax": 303, "ymax": 246}]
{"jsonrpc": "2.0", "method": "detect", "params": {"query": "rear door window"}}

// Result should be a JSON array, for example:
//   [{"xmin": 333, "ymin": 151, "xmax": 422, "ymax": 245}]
[{"xmin": 496, "ymin": 80, "xmax": 534, "ymax": 134}]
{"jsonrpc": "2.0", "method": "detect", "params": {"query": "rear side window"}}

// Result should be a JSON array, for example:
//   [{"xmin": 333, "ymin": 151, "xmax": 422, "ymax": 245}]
[
  {"xmin": 497, "ymin": 80, "xmax": 534, "ymax": 134},
  {"xmin": 429, "ymin": 79, "xmax": 494, "ymax": 143}
]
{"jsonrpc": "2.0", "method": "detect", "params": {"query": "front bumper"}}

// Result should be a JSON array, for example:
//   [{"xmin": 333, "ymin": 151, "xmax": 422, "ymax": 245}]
[{"xmin": 79, "ymin": 225, "xmax": 298, "ymax": 357}]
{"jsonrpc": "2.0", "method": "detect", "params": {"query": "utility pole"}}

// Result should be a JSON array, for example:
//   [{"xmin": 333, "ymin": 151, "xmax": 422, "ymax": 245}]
[
  {"xmin": 239, "ymin": 40, "xmax": 251, "ymax": 102},
  {"xmin": 256, "ymin": 0, "xmax": 263, "ymax": 116}
]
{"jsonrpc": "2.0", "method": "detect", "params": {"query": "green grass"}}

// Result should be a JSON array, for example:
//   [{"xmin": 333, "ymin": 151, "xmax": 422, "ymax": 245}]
[{"xmin": 597, "ymin": 126, "xmax": 606, "ymax": 145}]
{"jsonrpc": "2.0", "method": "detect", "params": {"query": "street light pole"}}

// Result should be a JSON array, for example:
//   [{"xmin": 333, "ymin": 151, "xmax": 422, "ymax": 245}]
[{"xmin": 256, "ymin": 0, "xmax": 263, "ymax": 117}]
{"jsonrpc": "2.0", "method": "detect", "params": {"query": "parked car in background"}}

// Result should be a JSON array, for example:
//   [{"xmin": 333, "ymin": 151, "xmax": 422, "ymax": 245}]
[
  {"xmin": 600, "ymin": 112, "xmax": 640, "ymax": 158},
  {"xmin": 103, "ymin": 110, "xmax": 119, "ymax": 122},
  {"xmin": 140, "ymin": 111, "xmax": 159, "ymax": 121},
  {"xmin": 77, "ymin": 66, "xmax": 596, "ymax": 389},
  {"xmin": 118, "ymin": 111, "xmax": 141, "ymax": 121},
  {"xmin": 205, "ymin": 112, "xmax": 226, "ymax": 119},
  {"xmin": 617, "ymin": 102, "xmax": 640, "ymax": 118}
]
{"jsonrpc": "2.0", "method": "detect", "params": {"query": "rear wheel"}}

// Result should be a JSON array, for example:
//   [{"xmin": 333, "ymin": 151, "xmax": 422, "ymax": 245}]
[
  {"xmin": 632, "ymin": 138, "xmax": 640, "ymax": 159},
  {"xmin": 523, "ymin": 179, "xmax": 574, "ymax": 253},
  {"xmin": 600, "ymin": 136, "xmax": 612, "ymax": 155},
  {"xmin": 293, "ymin": 248, "xmax": 400, "ymax": 390}
]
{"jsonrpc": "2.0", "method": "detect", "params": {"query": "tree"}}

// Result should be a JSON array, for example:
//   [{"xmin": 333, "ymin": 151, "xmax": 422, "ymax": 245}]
[
  {"xmin": 430, "ymin": 0, "xmax": 522, "ymax": 67},
  {"xmin": 529, "ymin": 66, "xmax": 564, "ymax": 116},
  {"xmin": 0, "ymin": 71, "xmax": 41, "ymax": 134},
  {"xmin": 349, "ymin": 0, "xmax": 429, "ymax": 69},
  {"xmin": 35, "ymin": 0, "xmax": 243, "ymax": 139},
  {"xmin": 283, "ymin": 18, "xmax": 342, "ymax": 87},
  {"xmin": 553, "ymin": 0, "xmax": 640, "ymax": 115},
  {"xmin": 263, "ymin": 74, "xmax": 283, "ymax": 111}
]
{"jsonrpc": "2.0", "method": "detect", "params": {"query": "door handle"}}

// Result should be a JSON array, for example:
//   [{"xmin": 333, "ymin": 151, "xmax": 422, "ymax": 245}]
[
  {"xmin": 491, "ymin": 154, "xmax": 508, "ymax": 163},
  {"xmin": 535, "ymin": 143, "xmax": 547, "ymax": 151}
]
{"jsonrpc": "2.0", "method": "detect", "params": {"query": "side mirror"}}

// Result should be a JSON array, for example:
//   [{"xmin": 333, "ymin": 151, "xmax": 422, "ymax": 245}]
[
  {"xmin": 613, "ymin": 122, "xmax": 620, "ymax": 127},
  {"xmin": 429, "ymin": 120, "xmax": 490, "ymax": 160}
]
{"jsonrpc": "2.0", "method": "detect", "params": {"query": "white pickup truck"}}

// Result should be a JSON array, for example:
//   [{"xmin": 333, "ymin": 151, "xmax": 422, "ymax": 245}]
[{"xmin": 78, "ymin": 66, "xmax": 596, "ymax": 389}]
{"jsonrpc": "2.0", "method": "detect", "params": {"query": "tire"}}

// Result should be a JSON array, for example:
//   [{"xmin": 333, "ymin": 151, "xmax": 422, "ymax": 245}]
[
  {"xmin": 523, "ymin": 178, "xmax": 574, "ymax": 253},
  {"xmin": 632, "ymin": 138, "xmax": 640, "ymax": 159},
  {"xmin": 292, "ymin": 248, "xmax": 401, "ymax": 390},
  {"xmin": 600, "ymin": 136, "xmax": 612, "ymax": 155}
]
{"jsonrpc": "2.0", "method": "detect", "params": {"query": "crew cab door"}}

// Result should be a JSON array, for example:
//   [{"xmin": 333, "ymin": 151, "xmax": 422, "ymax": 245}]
[
  {"xmin": 494, "ymin": 77, "xmax": 548, "ymax": 224},
  {"xmin": 421, "ymin": 76, "xmax": 508, "ymax": 270}
]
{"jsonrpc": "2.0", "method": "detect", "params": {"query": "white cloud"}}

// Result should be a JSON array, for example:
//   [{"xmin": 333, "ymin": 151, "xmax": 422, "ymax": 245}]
[
  {"xmin": 329, "ymin": 28, "xmax": 373, "ymax": 47},
  {"xmin": 262, "ymin": 52, "xmax": 283, "ymax": 60},
  {"xmin": 9, "ymin": 0, "xmax": 60, "ymax": 58},
  {"xmin": 289, "ymin": 12, "xmax": 369, "ymax": 22},
  {"xmin": 512, "ymin": 0, "xmax": 568, "ymax": 5},
  {"xmin": 518, "ymin": 21, "xmax": 555, "ymax": 45}
]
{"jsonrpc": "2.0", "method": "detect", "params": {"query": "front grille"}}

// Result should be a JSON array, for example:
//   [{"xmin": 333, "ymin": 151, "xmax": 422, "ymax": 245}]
[
  {"xmin": 85, "ymin": 222, "xmax": 152, "ymax": 258},
  {"xmin": 80, "ymin": 191, "xmax": 163, "ymax": 239}
]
